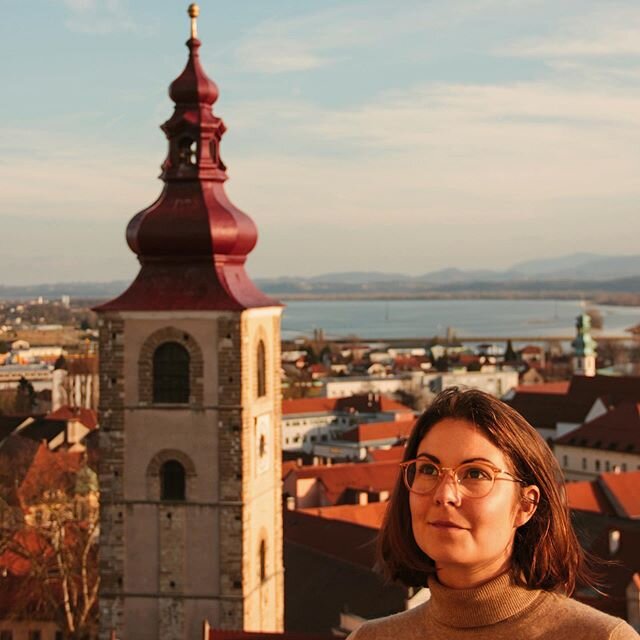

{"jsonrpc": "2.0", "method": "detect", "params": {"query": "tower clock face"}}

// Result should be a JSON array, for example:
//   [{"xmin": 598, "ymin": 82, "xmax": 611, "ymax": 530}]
[{"xmin": 256, "ymin": 414, "xmax": 271, "ymax": 475}]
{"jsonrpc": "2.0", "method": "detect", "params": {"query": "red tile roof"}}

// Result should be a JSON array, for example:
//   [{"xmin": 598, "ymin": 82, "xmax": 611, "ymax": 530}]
[
  {"xmin": 505, "ymin": 389, "xmax": 568, "ymax": 431},
  {"xmin": 45, "ymin": 406, "xmax": 98, "ymax": 430},
  {"xmin": 285, "ymin": 461, "xmax": 400, "ymax": 505},
  {"xmin": 555, "ymin": 402, "xmax": 640, "ymax": 452},
  {"xmin": 565, "ymin": 471, "xmax": 640, "ymax": 518},
  {"xmin": 282, "ymin": 398, "xmax": 337, "ymax": 416},
  {"xmin": 282, "ymin": 394, "xmax": 412, "ymax": 417},
  {"xmin": 514, "ymin": 381, "xmax": 569, "ymax": 394},
  {"xmin": 299, "ymin": 502, "xmax": 387, "ymax": 530},
  {"xmin": 284, "ymin": 509, "xmax": 377, "ymax": 569},
  {"xmin": 18, "ymin": 442, "xmax": 83, "ymax": 506},
  {"xmin": 508, "ymin": 375, "xmax": 640, "ymax": 431},
  {"xmin": 281, "ymin": 460, "xmax": 300, "ymax": 479},
  {"xmin": 599, "ymin": 471, "xmax": 640, "ymax": 518},
  {"xmin": 565, "ymin": 481, "xmax": 615, "ymax": 515},
  {"xmin": 341, "ymin": 420, "xmax": 414, "ymax": 443}
]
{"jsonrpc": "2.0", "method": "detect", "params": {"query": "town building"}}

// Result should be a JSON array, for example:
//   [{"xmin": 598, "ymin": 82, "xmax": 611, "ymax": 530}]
[
  {"xmin": 283, "ymin": 505, "xmax": 427, "ymax": 635},
  {"xmin": 94, "ymin": 6, "xmax": 283, "ymax": 638},
  {"xmin": 566, "ymin": 471, "xmax": 640, "ymax": 624},
  {"xmin": 555, "ymin": 402, "xmax": 640, "ymax": 480},
  {"xmin": 282, "ymin": 460, "xmax": 399, "ymax": 509},
  {"xmin": 428, "ymin": 369, "xmax": 519, "ymax": 398},
  {"xmin": 281, "ymin": 394, "xmax": 414, "ymax": 454}
]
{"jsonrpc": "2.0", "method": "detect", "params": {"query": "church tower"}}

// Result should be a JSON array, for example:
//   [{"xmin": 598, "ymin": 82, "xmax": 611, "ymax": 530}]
[
  {"xmin": 95, "ymin": 5, "xmax": 284, "ymax": 638},
  {"xmin": 572, "ymin": 312, "xmax": 597, "ymax": 377}
]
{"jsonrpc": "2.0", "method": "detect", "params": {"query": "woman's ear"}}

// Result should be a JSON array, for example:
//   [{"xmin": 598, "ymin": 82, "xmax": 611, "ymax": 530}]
[{"xmin": 515, "ymin": 485, "xmax": 540, "ymax": 527}]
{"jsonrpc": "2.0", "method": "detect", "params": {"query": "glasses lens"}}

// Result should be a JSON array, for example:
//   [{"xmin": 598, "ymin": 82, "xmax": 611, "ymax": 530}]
[
  {"xmin": 405, "ymin": 460, "xmax": 440, "ymax": 494},
  {"xmin": 455, "ymin": 463, "xmax": 495, "ymax": 497}
]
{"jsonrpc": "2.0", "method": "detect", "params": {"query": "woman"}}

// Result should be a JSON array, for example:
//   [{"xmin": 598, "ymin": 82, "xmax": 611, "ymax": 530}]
[{"xmin": 349, "ymin": 387, "xmax": 638, "ymax": 639}]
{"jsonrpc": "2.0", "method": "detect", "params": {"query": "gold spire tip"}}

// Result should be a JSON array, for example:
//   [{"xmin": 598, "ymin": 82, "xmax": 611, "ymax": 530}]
[{"xmin": 188, "ymin": 3, "xmax": 199, "ymax": 39}]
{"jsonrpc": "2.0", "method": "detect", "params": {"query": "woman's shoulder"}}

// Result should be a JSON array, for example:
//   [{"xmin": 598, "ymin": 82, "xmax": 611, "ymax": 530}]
[
  {"xmin": 539, "ymin": 592, "xmax": 638, "ymax": 638},
  {"xmin": 346, "ymin": 603, "xmax": 428, "ymax": 640}
]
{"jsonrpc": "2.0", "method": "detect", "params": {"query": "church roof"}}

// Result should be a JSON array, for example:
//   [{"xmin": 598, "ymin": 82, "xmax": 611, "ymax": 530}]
[{"xmin": 95, "ymin": 6, "xmax": 279, "ymax": 313}]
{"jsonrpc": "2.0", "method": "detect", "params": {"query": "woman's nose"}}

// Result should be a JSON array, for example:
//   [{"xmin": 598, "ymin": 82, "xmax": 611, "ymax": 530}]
[{"xmin": 433, "ymin": 469, "xmax": 462, "ymax": 505}]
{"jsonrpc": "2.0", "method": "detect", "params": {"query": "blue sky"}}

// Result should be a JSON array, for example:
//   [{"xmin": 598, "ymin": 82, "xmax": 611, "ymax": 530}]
[{"xmin": 2, "ymin": 1, "xmax": 640, "ymax": 285}]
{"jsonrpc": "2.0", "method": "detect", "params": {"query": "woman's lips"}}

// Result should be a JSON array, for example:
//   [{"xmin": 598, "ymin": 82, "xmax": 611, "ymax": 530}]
[{"xmin": 428, "ymin": 520, "xmax": 467, "ymax": 529}]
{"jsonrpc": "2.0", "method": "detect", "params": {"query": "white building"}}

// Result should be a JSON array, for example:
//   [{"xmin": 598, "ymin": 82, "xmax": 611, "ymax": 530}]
[
  {"xmin": 555, "ymin": 402, "xmax": 640, "ymax": 480},
  {"xmin": 428, "ymin": 369, "xmax": 519, "ymax": 398},
  {"xmin": 282, "ymin": 395, "xmax": 414, "ymax": 453}
]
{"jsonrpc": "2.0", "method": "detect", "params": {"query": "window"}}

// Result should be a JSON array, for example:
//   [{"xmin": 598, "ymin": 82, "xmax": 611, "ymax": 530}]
[
  {"xmin": 259, "ymin": 539, "xmax": 267, "ymax": 582},
  {"xmin": 28, "ymin": 632, "xmax": 41, "ymax": 640},
  {"xmin": 562, "ymin": 455, "xmax": 568, "ymax": 468},
  {"xmin": 1, "ymin": 631, "xmax": 13, "ymax": 640},
  {"xmin": 605, "ymin": 461, "xmax": 611, "ymax": 472},
  {"xmin": 595, "ymin": 460, "xmax": 600, "ymax": 472},
  {"xmin": 257, "ymin": 340, "xmax": 266, "ymax": 397},
  {"xmin": 621, "ymin": 463, "xmax": 627, "ymax": 471},
  {"xmin": 582, "ymin": 458, "xmax": 587, "ymax": 470},
  {"xmin": 153, "ymin": 342, "xmax": 190, "ymax": 403},
  {"xmin": 161, "ymin": 460, "xmax": 186, "ymax": 501},
  {"xmin": 178, "ymin": 137, "xmax": 197, "ymax": 166}
]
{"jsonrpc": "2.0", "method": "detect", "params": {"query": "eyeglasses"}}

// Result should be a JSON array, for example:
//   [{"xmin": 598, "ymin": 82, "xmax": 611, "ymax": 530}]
[{"xmin": 400, "ymin": 458, "xmax": 523, "ymax": 498}]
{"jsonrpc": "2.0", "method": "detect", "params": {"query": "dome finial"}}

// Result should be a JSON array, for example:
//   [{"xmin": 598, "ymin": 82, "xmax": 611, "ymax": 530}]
[{"xmin": 188, "ymin": 3, "xmax": 200, "ymax": 39}]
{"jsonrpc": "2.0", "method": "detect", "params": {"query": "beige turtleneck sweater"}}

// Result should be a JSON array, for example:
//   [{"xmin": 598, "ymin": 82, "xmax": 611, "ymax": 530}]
[{"xmin": 348, "ymin": 573, "xmax": 638, "ymax": 639}]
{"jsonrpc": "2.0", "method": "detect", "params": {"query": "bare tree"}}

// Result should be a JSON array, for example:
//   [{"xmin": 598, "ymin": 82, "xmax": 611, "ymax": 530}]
[{"xmin": 0, "ymin": 450, "xmax": 99, "ymax": 638}]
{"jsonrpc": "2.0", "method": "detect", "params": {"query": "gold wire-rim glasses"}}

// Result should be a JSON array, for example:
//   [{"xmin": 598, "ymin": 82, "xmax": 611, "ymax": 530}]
[{"xmin": 399, "ymin": 458, "xmax": 524, "ymax": 498}]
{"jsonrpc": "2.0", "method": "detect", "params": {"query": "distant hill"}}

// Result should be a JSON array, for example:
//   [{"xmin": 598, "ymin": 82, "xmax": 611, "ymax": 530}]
[{"xmin": 2, "ymin": 254, "xmax": 639, "ymax": 302}]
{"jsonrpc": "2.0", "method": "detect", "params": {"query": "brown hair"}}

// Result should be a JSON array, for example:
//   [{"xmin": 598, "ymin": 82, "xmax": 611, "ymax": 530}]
[{"xmin": 378, "ymin": 387, "xmax": 595, "ymax": 594}]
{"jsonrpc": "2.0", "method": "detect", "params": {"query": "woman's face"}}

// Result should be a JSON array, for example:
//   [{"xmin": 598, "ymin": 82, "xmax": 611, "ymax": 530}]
[{"xmin": 409, "ymin": 418, "xmax": 538, "ymax": 588}]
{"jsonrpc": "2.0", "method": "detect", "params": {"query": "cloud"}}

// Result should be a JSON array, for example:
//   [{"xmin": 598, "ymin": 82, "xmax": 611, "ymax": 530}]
[
  {"xmin": 0, "ymin": 127, "xmax": 160, "ymax": 220},
  {"xmin": 501, "ymin": 7, "xmax": 640, "ymax": 58},
  {"xmin": 61, "ymin": 0, "xmax": 143, "ymax": 35},
  {"xmin": 232, "ymin": 1, "xmax": 447, "ymax": 74},
  {"xmin": 222, "ymin": 76, "xmax": 640, "ymax": 273}
]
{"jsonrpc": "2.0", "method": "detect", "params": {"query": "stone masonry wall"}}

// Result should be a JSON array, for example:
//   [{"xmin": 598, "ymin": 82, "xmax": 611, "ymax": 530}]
[
  {"xmin": 217, "ymin": 315, "xmax": 245, "ymax": 629},
  {"xmin": 97, "ymin": 313, "xmax": 126, "ymax": 640}
]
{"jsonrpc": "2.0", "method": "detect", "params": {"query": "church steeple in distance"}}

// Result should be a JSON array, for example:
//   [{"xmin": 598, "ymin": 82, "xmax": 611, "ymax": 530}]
[
  {"xmin": 572, "ymin": 312, "xmax": 597, "ymax": 376},
  {"xmin": 97, "ymin": 3, "xmax": 278, "ymax": 313}
]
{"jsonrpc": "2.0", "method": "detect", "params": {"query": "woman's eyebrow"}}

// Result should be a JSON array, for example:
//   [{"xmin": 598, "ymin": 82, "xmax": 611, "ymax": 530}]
[
  {"xmin": 461, "ymin": 456, "xmax": 497, "ymax": 465},
  {"xmin": 415, "ymin": 453, "xmax": 440, "ymax": 463},
  {"xmin": 415, "ymin": 454, "xmax": 499, "ymax": 466}
]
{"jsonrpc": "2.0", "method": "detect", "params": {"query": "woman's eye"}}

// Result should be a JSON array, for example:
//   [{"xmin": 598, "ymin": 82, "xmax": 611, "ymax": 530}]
[
  {"xmin": 417, "ymin": 462, "xmax": 439, "ymax": 476},
  {"xmin": 462, "ymin": 466, "xmax": 491, "ymax": 480}
]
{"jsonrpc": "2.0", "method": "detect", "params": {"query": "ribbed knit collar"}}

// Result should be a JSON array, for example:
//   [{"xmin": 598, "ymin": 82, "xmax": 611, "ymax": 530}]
[{"xmin": 427, "ymin": 572, "xmax": 543, "ymax": 628}]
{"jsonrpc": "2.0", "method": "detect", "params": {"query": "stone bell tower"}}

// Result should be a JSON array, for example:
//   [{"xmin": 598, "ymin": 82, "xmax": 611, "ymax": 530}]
[{"xmin": 95, "ymin": 5, "xmax": 284, "ymax": 638}]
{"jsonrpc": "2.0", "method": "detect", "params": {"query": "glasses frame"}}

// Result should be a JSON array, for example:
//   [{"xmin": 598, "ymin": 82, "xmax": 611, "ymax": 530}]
[{"xmin": 399, "ymin": 458, "xmax": 524, "ymax": 498}]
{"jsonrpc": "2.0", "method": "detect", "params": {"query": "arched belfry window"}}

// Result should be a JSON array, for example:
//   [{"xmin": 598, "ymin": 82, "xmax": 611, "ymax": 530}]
[
  {"xmin": 153, "ymin": 342, "xmax": 190, "ymax": 403},
  {"xmin": 161, "ymin": 460, "xmax": 186, "ymax": 501},
  {"xmin": 178, "ymin": 137, "xmax": 198, "ymax": 167},
  {"xmin": 257, "ymin": 340, "xmax": 266, "ymax": 398}
]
